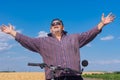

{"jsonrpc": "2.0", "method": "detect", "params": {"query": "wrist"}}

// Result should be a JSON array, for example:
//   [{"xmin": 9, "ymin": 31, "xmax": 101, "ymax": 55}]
[
  {"xmin": 10, "ymin": 30, "xmax": 17, "ymax": 37},
  {"xmin": 97, "ymin": 22, "xmax": 105, "ymax": 30},
  {"xmin": 100, "ymin": 21, "xmax": 106, "ymax": 26}
]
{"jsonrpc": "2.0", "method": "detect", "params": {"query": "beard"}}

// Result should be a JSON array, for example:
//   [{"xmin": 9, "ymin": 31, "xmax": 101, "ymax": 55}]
[{"xmin": 51, "ymin": 29, "xmax": 63, "ymax": 35}]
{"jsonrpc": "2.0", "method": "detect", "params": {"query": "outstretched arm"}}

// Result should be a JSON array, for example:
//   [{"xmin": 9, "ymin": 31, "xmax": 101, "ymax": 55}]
[
  {"xmin": 79, "ymin": 13, "xmax": 115, "ymax": 48},
  {"xmin": 98, "ymin": 13, "xmax": 115, "ymax": 30},
  {"xmin": 0, "ymin": 24, "xmax": 17, "ymax": 37},
  {"xmin": 0, "ymin": 24, "xmax": 41, "ymax": 53}
]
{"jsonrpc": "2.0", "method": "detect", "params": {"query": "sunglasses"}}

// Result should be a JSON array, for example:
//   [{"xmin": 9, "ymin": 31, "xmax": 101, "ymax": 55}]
[{"xmin": 51, "ymin": 22, "xmax": 62, "ymax": 26}]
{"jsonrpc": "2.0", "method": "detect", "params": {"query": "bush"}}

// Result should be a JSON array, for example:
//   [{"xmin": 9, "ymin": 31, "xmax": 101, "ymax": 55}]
[{"xmin": 113, "ymin": 71, "xmax": 120, "ymax": 74}]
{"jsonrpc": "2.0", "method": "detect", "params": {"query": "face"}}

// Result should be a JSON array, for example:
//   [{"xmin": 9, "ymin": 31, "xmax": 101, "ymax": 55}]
[{"xmin": 50, "ymin": 21, "xmax": 64, "ymax": 33}]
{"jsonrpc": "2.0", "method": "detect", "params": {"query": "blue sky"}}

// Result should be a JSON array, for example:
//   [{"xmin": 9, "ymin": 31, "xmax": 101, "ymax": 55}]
[{"xmin": 0, "ymin": 0, "xmax": 120, "ymax": 72}]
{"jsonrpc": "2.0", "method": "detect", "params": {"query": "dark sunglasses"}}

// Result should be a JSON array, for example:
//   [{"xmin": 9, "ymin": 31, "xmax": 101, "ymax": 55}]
[{"xmin": 51, "ymin": 22, "xmax": 62, "ymax": 26}]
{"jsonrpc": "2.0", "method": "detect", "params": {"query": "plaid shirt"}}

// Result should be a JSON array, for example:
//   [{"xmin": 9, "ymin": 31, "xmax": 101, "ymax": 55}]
[{"xmin": 15, "ymin": 27, "xmax": 101, "ymax": 79}]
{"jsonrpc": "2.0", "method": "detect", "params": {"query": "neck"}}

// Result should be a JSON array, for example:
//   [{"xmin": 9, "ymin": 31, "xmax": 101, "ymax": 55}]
[{"xmin": 52, "ymin": 31, "xmax": 62, "ymax": 41}]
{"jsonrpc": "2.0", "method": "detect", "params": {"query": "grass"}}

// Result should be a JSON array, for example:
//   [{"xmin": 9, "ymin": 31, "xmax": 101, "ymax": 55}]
[
  {"xmin": 83, "ymin": 72, "xmax": 120, "ymax": 80},
  {"xmin": 0, "ymin": 72, "xmax": 120, "ymax": 80}
]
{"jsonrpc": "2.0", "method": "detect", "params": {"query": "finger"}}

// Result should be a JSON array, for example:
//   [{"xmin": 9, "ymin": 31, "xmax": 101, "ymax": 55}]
[
  {"xmin": 8, "ymin": 23, "xmax": 12, "ymax": 27},
  {"xmin": 102, "ymin": 13, "xmax": 104, "ymax": 18},
  {"xmin": 101, "ymin": 13, "xmax": 104, "ymax": 21},
  {"xmin": 1, "ymin": 25, "xmax": 7, "ymax": 31},
  {"xmin": 0, "ymin": 25, "xmax": 6, "ymax": 31},
  {"xmin": 111, "ymin": 15, "xmax": 116, "ymax": 19},
  {"xmin": 107, "ymin": 12, "xmax": 112, "ymax": 18},
  {"xmin": 2, "ymin": 24, "xmax": 7, "ymax": 27},
  {"xmin": 110, "ymin": 17, "xmax": 115, "ymax": 21},
  {"xmin": 109, "ymin": 14, "xmax": 115, "ymax": 20},
  {"xmin": 8, "ymin": 23, "xmax": 14, "ymax": 30}
]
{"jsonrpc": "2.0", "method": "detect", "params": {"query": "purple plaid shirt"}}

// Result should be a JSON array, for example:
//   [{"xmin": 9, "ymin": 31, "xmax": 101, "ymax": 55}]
[{"xmin": 15, "ymin": 27, "xmax": 101, "ymax": 79}]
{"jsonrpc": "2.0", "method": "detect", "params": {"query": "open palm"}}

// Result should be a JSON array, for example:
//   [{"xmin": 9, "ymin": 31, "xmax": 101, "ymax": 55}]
[
  {"xmin": 1, "ymin": 24, "xmax": 14, "ymax": 34},
  {"xmin": 101, "ymin": 13, "xmax": 115, "ymax": 25}
]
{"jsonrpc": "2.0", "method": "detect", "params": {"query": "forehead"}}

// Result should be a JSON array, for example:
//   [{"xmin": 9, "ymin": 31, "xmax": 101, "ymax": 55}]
[{"xmin": 52, "ymin": 20, "xmax": 61, "ymax": 23}]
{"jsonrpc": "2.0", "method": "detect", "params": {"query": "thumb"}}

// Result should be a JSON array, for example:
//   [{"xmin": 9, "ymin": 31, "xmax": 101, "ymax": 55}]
[
  {"xmin": 101, "ymin": 13, "xmax": 104, "ymax": 19},
  {"xmin": 8, "ymin": 23, "xmax": 14, "ymax": 30},
  {"xmin": 101, "ymin": 13, "xmax": 105, "ymax": 23}
]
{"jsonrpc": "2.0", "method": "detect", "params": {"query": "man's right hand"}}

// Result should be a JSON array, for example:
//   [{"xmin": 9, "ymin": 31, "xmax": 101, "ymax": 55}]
[{"xmin": 0, "ymin": 24, "xmax": 17, "ymax": 37}]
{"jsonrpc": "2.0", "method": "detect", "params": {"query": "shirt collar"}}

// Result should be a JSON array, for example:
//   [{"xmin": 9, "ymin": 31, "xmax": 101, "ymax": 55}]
[{"xmin": 47, "ymin": 30, "xmax": 67, "ymax": 37}]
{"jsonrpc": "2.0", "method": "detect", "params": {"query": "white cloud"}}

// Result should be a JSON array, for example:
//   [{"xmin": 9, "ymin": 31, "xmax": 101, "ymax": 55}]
[
  {"xmin": 86, "ymin": 43, "xmax": 92, "ymax": 47},
  {"xmin": 0, "ymin": 31, "xmax": 14, "ymax": 41},
  {"xmin": 0, "ymin": 31, "xmax": 14, "ymax": 51},
  {"xmin": 38, "ymin": 31, "xmax": 48, "ymax": 37},
  {"xmin": 0, "ymin": 42, "xmax": 13, "ymax": 51},
  {"xmin": 90, "ymin": 59, "xmax": 120, "ymax": 65},
  {"xmin": 100, "ymin": 35, "xmax": 114, "ymax": 41},
  {"xmin": 0, "ymin": 25, "xmax": 22, "ymax": 51}
]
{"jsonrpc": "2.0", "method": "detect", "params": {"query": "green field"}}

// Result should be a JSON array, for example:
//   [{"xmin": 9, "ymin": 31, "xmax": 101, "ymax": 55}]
[{"xmin": 83, "ymin": 72, "xmax": 120, "ymax": 80}]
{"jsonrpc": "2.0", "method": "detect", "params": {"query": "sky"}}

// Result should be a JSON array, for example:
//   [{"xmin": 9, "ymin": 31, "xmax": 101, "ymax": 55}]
[{"xmin": 0, "ymin": 0, "xmax": 120, "ymax": 72}]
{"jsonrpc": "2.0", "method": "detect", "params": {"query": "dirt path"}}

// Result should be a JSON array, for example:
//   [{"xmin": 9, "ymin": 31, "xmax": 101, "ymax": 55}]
[{"xmin": 84, "ymin": 78, "xmax": 103, "ymax": 80}]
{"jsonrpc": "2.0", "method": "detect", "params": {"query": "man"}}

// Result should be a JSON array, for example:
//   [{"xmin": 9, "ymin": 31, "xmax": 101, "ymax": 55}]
[{"xmin": 0, "ymin": 13, "xmax": 115, "ymax": 80}]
